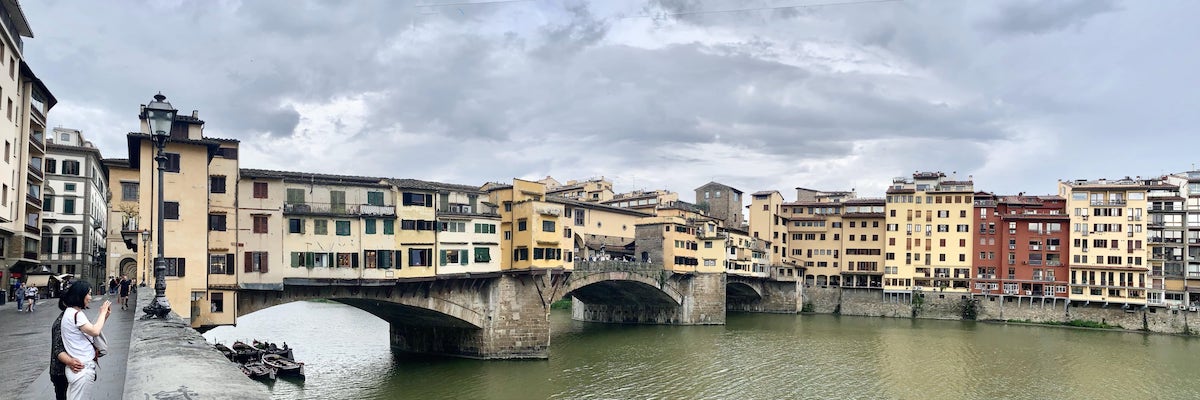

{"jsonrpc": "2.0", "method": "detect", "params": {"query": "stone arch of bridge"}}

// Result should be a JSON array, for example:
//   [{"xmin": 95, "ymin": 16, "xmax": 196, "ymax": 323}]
[
  {"xmin": 562, "ymin": 271, "xmax": 682, "ymax": 306},
  {"xmin": 235, "ymin": 287, "xmax": 486, "ymax": 329},
  {"xmin": 726, "ymin": 280, "xmax": 763, "ymax": 301}
]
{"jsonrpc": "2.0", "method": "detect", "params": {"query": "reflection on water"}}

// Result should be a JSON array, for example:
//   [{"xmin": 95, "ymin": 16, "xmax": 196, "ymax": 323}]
[{"xmin": 204, "ymin": 301, "xmax": 1200, "ymax": 400}]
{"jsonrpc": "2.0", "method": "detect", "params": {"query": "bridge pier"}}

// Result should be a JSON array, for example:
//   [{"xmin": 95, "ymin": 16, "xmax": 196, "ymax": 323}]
[
  {"xmin": 571, "ymin": 273, "xmax": 726, "ymax": 325},
  {"xmin": 388, "ymin": 274, "xmax": 552, "ymax": 359},
  {"xmin": 726, "ymin": 276, "xmax": 800, "ymax": 313}
]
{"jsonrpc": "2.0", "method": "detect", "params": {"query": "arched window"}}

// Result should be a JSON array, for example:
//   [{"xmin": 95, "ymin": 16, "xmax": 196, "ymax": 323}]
[
  {"xmin": 59, "ymin": 227, "xmax": 77, "ymax": 255},
  {"xmin": 41, "ymin": 226, "xmax": 52, "ymax": 254}
]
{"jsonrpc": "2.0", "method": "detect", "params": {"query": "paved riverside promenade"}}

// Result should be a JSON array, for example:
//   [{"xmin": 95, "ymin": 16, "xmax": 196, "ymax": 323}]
[{"xmin": 1, "ymin": 288, "xmax": 268, "ymax": 399}]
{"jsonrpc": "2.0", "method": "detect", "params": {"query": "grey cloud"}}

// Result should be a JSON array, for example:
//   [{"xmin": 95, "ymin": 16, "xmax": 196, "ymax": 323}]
[{"xmin": 979, "ymin": 0, "xmax": 1119, "ymax": 35}]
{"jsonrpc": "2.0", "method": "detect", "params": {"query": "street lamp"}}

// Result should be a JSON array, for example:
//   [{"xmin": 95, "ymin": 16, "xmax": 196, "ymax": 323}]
[
  {"xmin": 140, "ymin": 230, "xmax": 151, "ymax": 287},
  {"xmin": 143, "ymin": 93, "xmax": 176, "ymax": 319}
]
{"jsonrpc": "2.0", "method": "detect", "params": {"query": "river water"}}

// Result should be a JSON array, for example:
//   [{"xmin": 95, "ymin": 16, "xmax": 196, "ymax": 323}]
[{"xmin": 203, "ymin": 301, "xmax": 1200, "ymax": 399}]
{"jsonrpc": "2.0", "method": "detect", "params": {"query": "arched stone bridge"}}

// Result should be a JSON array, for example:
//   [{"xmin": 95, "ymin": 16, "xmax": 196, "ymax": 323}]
[{"xmin": 234, "ymin": 261, "xmax": 797, "ymax": 359}]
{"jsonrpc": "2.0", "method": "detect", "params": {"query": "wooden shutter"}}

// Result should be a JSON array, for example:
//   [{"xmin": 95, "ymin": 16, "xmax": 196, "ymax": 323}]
[
  {"xmin": 290, "ymin": 252, "xmax": 299, "ymax": 268},
  {"xmin": 351, "ymin": 254, "xmax": 358, "ymax": 268},
  {"xmin": 226, "ymin": 254, "xmax": 235, "ymax": 275},
  {"xmin": 177, "ymin": 258, "xmax": 186, "ymax": 277},
  {"xmin": 460, "ymin": 250, "xmax": 468, "ymax": 265},
  {"xmin": 261, "ymin": 253, "xmax": 269, "ymax": 273},
  {"xmin": 439, "ymin": 250, "xmax": 447, "ymax": 266},
  {"xmin": 245, "ymin": 253, "xmax": 253, "ymax": 273}
]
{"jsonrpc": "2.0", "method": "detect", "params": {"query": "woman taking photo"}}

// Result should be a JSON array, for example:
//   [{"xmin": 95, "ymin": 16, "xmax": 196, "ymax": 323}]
[{"xmin": 59, "ymin": 281, "xmax": 111, "ymax": 399}]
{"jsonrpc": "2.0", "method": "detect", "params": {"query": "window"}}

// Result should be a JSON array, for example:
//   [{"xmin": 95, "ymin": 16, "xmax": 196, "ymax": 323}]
[
  {"xmin": 209, "ymin": 254, "xmax": 231, "ymax": 274},
  {"xmin": 45, "ymin": 158, "xmax": 56, "ymax": 174},
  {"xmin": 441, "ymin": 249, "xmax": 469, "ymax": 266},
  {"xmin": 245, "ymin": 252, "xmax": 269, "ymax": 273},
  {"xmin": 574, "ymin": 209, "xmax": 585, "ymax": 226},
  {"xmin": 253, "ymin": 182, "xmax": 268, "ymax": 198},
  {"xmin": 402, "ymin": 192, "xmax": 433, "ymax": 206},
  {"xmin": 64, "ymin": 183, "xmax": 76, "ymax": 192},
  {"xmin": 288, "ymin": 218, "xmax": 304, "ymax": 234},
  {"xmin": 365, "ymin": 250, "xmax": 396, "ymax": 269},
  {"xmin": 383, "ymin": 219, "xmax": 395, "ymax": 235},
  {"xmin": 314, "ymin": 219, "xmax": 328, "ymax": 235},
  {"xmin": 439, "ymin": 221, "xmax": 466, "ymax": 232},
  {"xmin": 164, "ymin": 201, "xmax": 180, "ymax": 220},
  {"xmin": 474, "ymin": 247, "xmax": 491, "ymax": 262},
  {"xmin": 122, "ymin": 182, "xmax": 139, "ymax": 201},
  {"xmin": 43, "ymin": 194, "xmax": 54, "ymax": 212},
  {"xmin": 365, "ymin": 218, "xmax": 377, "ymax": 234},
  {"xmin": 337, "ymin": 253, "xmax": 358, "ymax": 268},
  {"xmin": 367, "ymin": 191, "xmax": 384, "ymax": 206},
  {"xmin": 209, "ymin": 214, "xmax": 227, "ymax": 231},
  {"xmin": 330, "ymin": 191, "xmax": 346, "ymax": 212},
  {"xmin": 409, "ymin": 248, "xmax": 432, "ymax": 266},
  {"xmin": 163, "ymin": 153, "xmax": 181, "ymax": 173},
  {"xmin": 210, "ymin": 176, "xmax": 226, "ymax": 193},
  {"xmin": 61, "ymin": 160, "xmax": 81, "ymax": 176},
  {"xmin": 542, "ymin": 220, "xmax": 555, "ymax": 232},
  {"xmin": 336, "ymin": 220, "xmax": 351, "ymax": 236},
  {"xmin": 286, "ymin": 188, "xmax": 305, "ymax": 204},
  {"xmin": 474, "ymin": 223, "xmax": 496, "ymax": 234},
  {"xmin": 210, "ymin": 292, "xmax": 225, "ymax": 313},
  {"xmin": 518, "ymin": 219, "xmax": 528, "ymax": 231},
  {"xmin": 253, "ymin": 215, "xmax": 269, "ymax": 233},
  {"xmin": 165, "ymin": 258, "xmax": 187, "ymax": 277},
  {"xmin": 216, "ymin": 147, "xmax": 239, "ymax": 159},
  {"xmin": 58, "ymin": 230, "xmax": 77, "ymax": 254}
]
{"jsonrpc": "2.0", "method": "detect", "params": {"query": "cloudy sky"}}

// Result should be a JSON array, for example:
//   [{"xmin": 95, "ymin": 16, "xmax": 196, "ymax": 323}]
[{"xmin": 20, "ymin": 0, "xmax": 1200, "ymax": 202}]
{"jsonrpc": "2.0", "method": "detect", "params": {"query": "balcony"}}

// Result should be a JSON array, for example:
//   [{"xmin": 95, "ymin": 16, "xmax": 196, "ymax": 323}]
[
  {"xmin": 30, "ymin": 131, "xmax": 44, "ymax": 151},
  {"xmin": 283, "ymin": 202, "xmax": 395, "ymax": 217},
  {"xmin": 24, "ymin": 224, "xmax": 40, "ymax": 235},
  {"xmin": 26, "ymin": 194, "xmax": 41, "ymax": 209},
  {"xmin": 28, "ymin": 164, "xmax": 43, "ymax": 180}
]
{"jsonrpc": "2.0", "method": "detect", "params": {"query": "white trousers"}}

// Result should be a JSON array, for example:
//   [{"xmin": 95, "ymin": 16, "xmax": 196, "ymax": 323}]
[{"xmin": 65, "ymin": 360, "xmax": 97, "ymax": 400}]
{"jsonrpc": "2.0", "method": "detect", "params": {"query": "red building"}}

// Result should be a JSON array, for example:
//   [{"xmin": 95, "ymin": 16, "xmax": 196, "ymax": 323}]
[{"xmin": 973, "ymin": 193, "xmax": 1070, "ymax": 299}]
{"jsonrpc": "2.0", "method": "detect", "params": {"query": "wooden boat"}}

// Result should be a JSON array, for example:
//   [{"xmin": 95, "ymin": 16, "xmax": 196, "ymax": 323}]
[
  {"xmin": 213, "ymin": 343, "xmax": 235, "ymax": 362},
  {"xmin": 253, "ymin": 340, "xmax": 295, "ymax": 360},
  {"xmin": 262, "ymin": 353, "xmax": 305, "ymax": 378},
  {"xmin": 240, "ymin": 361, "xmax": 277, "ymax": 381},
  {"xmin": 231, "ymin": 341, "xmax": 263, "ymax": 363}
]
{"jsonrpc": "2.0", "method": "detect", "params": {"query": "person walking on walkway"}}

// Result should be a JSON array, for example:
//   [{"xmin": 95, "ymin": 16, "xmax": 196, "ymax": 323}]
[
  {"xmin": 52, "ymin": 298, "xmax": 86, "ymax": 400},
  {"xmin": 60, "ymin": 281, "xmax": 111, "ymax": 400},
  {"xmin": 26, "ymin": 285, "xmax": 39, "ymax": 312},
  {"xmin": 118, "ymin": 276, "xmax": 131, "ymax": 311},
  {"xmin": 107, "ymin": 277, "xmax": 117, "ymax": 296},
  {"xmin": 15, "ymin": 280, "xmax": 25, "ymax": 312}
]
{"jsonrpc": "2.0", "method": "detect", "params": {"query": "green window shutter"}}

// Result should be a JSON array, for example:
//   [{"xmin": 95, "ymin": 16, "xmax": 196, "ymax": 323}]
[
  {"xmin": 460, "ymin": 250, "xmax": 468, "ymax": 265},
  {"xmin": 367, "ymin": 191, "xmax": 384, "ymax": 206},
  {"xmin": 383, "ymin": 219, "xmax": 395, "ymax": 235},
  {"xmin": 331, "ymin": 191, "xmax": 346, "ymax": 212},
  {"xmin": 305, "ymin": 252, "xmax": 316, "ymax": 268},
  {"xmin": 439, "ymin": 250, "xmax": 447, "ymax": 266},
  {"xmin": 291, "ymin": 252, "xmax": 299, "ymax": 267},
  {"xmin": 365, "ymin": 218, "xmax": 376, "ymax": 234},
  {"xmin": 287, "ymin": 188, "xmax": 305, "ymax": 204}
]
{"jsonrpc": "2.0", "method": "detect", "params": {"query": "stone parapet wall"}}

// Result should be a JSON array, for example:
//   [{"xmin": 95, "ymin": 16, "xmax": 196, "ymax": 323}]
[{"xmin": 125, "ymin": 291, "xmax": 271, "ymax": 399}]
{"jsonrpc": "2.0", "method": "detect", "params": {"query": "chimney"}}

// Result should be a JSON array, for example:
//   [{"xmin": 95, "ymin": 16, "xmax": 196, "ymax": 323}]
[{"xmin": 192, "ymin": 110, "xmax": 199, "ymax": 118}]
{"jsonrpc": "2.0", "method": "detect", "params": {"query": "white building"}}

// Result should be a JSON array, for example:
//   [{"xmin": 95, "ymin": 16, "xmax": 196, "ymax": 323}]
[{"xmin": 42, "ymin": 128, "xmax": 109, "ymax": 289}]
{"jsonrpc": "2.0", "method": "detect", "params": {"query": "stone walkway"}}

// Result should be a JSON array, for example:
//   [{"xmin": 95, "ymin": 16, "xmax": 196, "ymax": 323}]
[{"xmin": 0, "ymin": 292, "xmax": 135, "ymax": 399}]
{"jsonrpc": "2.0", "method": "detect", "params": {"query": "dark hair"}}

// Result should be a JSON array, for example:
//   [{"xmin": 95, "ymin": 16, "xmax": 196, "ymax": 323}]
[{"xmin": 60, "ymin": 281, "xmax": 91, "ymax": 310}]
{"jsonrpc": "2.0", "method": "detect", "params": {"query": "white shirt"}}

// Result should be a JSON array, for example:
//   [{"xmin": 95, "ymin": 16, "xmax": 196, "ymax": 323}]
[
  {"xmin": 26, "ymin": 287, "xmax": 37, "ymax": 298},
  {"xmin": 61, "ymin": 308, "xmax": 96, "ymax": 362}
]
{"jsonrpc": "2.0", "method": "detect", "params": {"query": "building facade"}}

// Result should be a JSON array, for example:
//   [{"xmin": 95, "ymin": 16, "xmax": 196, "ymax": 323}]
[
  {"xmin": 971, "ymin": 193, "xmax": 1069, "ymax": 300},
  {"xmin": 883, "ymin": 172, "xmax": 975, "ymax": 296},
  {"xmin": 1161, "ymin": 170, "xmax": 1200, "ymax": 308},
  {"xmin": 1, "ymin": 1, "xmax": 56, "ymax": 287},
  {"xmin": 1059, "ymin": 178, "xmax": 1151, "ymax": 307},
  {"xmin": 41, "ymin": 128, "xmax": 108, "ymax": 289},
  {"xmin": 695, "ymin": 181, "xmax": 744, "ymax": 228}
]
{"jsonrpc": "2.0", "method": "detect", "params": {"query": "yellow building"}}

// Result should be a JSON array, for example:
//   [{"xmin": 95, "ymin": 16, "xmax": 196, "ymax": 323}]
[
  {"xmin": 489, "ymin": 179, "xmax": 572, "ymax": 271},
  {"xmin": 783, "ymin": 193, "xmax": 850, "ymax": 287},
  {"xmin": 842, "ymin": 199, "xmax": 887, "ymax": 289},
  {"xmin": 633, "ymin": 216, "xmax": 699, "ymax": 272},
  {"xmin": 748, "ymin": 190, "xmax": 787, "ymax": 268},
  {"xmin": 411, "ymin": 179, "xmax": 503, "ymax": 276},
  {"xmin": 1059, "ymin": 178, "xmax": 1152, "ymax": 306},
  {"xmin": 104, "ymin": 95, "xmax": 234, "ymax": 326},
  {"xmin": 723, "ymin": 227, "xmax": 769, "ymax": 277},
  {"xmin": 553, "ymin": 196, "xmax": 651, "ymax": 262},
  {"xmin": 543, "ymin": 176, "xmax": 613, "ymax": 202},
  {"xmin": 884, "ymin": 172, "xmax": 975, "ymax": 295}
]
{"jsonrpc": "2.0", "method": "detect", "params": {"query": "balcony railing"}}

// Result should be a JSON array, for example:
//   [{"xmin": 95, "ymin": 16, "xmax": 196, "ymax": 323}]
[
  {"xmin": 26, "ymin": 194, "xmax": 41, "ymax": 208},
  {"xmin": 283, "ymin": 202, "xmax": 396, "ymax": 217},
  {"xmin": 24, "ymin": 224, "xmax": 40, "ymax": 235},
  {"xmin": 28, "ymin": 164, "xmax": 43, "ymax": 179}
]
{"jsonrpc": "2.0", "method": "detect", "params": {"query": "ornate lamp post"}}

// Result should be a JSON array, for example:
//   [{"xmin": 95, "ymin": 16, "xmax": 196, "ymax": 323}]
[
  {"xmin": 141, "ymin": 230, "xmax": 151, "ymax": 287},
  {"xmin": 143, "ymin": 93, "xmax": 176, "ymax": 318}
]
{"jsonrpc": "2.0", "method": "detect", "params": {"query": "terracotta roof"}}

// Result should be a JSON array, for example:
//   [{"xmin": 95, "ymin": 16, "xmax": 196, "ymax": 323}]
[
  {"xmin": 550, "ymin": 196, "xmax": 654, "ymax": 217},
  {"xmin": 241, "ymin": 168, "xmax": 386, "ymax": 185}
]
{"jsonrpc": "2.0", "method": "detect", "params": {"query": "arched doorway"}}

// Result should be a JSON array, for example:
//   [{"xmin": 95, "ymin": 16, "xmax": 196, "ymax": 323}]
[{"xmin": 119, "ymin": 258, "xmax": 137, "ymax": 284}]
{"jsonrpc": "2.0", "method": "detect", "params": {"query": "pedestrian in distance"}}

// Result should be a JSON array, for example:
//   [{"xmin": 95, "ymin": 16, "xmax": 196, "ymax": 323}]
[
  {"xmin": 15, "ymin": 280, "xmax": 24, "ymax": 312},
  {"xmin": 108, "ymin": 277, "xmax": 117, "ymax": 296},
  {"xmin": 60, "ymin": 281, "xmax": 111, "ymax": 400},
  {"xmin": 26, "ymin": 285, "xmax": 39, "ymax": 312},
  {"xmin": 118, "ymin": 275, "xmax": 131, "ymax": 311},
  {"xmin": 51, "ymin": 296, "xmax": 86, "ymax": 400}
]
